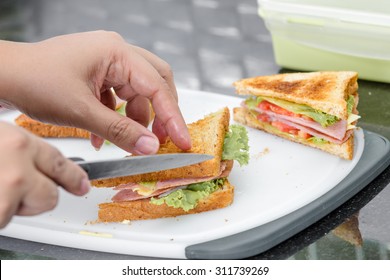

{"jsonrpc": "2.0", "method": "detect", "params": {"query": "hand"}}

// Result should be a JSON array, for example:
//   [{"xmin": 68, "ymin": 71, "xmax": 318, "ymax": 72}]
[
  {"xmin": 0, "ymin": 31, "xmax": 191, "ymax": 155},
  {"xmin": 0, "ymin": 121, "xmax": 89, "ymax": 228}
]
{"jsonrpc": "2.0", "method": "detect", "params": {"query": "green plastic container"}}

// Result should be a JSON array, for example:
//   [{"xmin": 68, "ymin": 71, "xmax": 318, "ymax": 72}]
[{"xmin": 258, "ymin": 0, "xmax": 390, "ymax": 83}]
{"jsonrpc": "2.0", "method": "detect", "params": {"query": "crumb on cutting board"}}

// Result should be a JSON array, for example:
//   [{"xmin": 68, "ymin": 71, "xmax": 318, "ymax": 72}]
[
  {"xmin": 252, "ymin": 147, "xmax": 270, "ymax": 159},
  {"xmin": 78, "ymin": 230, "xmax": 113, "ymax": 238}
]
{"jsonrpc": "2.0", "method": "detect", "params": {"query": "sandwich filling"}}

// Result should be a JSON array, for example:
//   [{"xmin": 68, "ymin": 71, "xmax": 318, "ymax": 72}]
[
  {"xmin": 242, "ymin": 95, "xmax": 359, "ymax": 145},
  {"xmin": 111, "ymin": 125, "xmax": 249, "ymax": 211}
]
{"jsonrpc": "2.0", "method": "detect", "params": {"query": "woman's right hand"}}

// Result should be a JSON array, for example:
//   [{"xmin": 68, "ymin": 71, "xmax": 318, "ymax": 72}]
[{"xmin": 0, "ymin": 121, "xmax": 89, "ymax": 228}]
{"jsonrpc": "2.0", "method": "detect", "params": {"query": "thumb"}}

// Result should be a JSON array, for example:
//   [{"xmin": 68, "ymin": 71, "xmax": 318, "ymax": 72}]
[{"xmin": 82, "ymin": 103, "xmax": 160, "ymax": 155}]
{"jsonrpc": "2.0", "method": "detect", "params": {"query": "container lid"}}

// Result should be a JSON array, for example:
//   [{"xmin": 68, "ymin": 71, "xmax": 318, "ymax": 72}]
[{"xmin": 258, "ymin": 0, "xmax": 390, "ymax": 27}]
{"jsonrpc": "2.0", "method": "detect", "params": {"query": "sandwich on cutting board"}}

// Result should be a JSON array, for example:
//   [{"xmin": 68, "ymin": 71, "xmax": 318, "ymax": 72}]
[
  {"xmin": 95, "ymin": 107, "xmax": 249, "ymax": 222},
  {"xmin": 14, "ymin": 107, "xmax": 249, "ymax": 221},
  {"xmin": 233, "ymin": 71, "xmax": 360, "ymax": 160}
]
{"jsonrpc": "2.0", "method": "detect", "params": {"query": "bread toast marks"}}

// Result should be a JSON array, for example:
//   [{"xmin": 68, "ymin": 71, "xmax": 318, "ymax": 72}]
[{"xmin": 234, "ymin": 71, "xmax": 358, "ymax": 119}]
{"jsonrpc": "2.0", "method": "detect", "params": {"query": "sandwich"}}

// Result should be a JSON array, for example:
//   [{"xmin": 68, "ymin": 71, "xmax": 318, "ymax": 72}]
[
  {"xmin": 233, "ymin": 71, "xmax": 360, "ymax": 160},
  {"xmin": 95, "ymin": 107, "xmax": 249, "ymax": 222}
]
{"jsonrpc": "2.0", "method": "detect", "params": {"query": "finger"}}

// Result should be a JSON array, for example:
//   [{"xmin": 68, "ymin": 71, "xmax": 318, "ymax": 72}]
[
  {"xmin": 114, "ymin": 51, "xmax": 191, "ymax": 150},
  {"xmin": 0, "ymin": 195, "xmax": 18, "ymax": 228},
  {"xmin": 0, "ymin": 165, "xmax": 57, "ymax": 224},
  {"xmin": 16, "ymin": 172, "xmax": 59, "ymax": 216},
  {"xmin": 131, "ymin": 47, "xmax": 178, "ymax": 142},
  {"xmin": 132, "ymin": 46, "xmax": 178, "ymax": 102},
  {"xmin": 33, "ymin": 139, "xmax": 90, "ymax": 196},
  {"xmin": 101, "ymin": 88, "xmax": 117, "ymax": 109},
  {"xmin": 90, "ymin": 133, "xmax": 105, "ymax": 151},
  {"xmin": 152, "ymin": 117, "xmax": 168, "ymax": 144},
  {"xmin": 83, "ymin": 100, "xmax": 159, "ymax": 155},
  {"xmin": 125, "ymin": 94, "xmax": 151, "ymax": 128},
  {"xmin": 90, "ymin": 88, "xmax": 117, "ymax": 150},
  {"xmin": 0, "ymin": 172, "xmax": 20, "ymax": 228}
]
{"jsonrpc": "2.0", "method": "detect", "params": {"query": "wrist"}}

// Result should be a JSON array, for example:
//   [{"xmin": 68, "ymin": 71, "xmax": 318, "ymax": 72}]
[{"xmin": 0, "ymin": 40, "xmax": 32, "ymax": 107}]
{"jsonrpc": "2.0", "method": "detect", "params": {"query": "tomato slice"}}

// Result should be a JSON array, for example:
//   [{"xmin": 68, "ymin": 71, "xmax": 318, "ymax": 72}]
[
  {"xmin": 258, "ymin": 101, "xmax": 315, "ymax": 139},
  {"xmin": 271, "ymin": 121, "xmax": 296, "ymax": 133},
  {"xmin": 258, "ymin": 100, "xmax": 271, "ymax": 111},
  {"xmin": 298, "ymin": 130, "xmax": 312, "ymax": 139},
  {"xmin": 257, "ymin": 113, "xmax": 271, "ymax": 123},
  {"xmin": 258, "ymin": 100, "xmax": 300, "ymax": 118}
]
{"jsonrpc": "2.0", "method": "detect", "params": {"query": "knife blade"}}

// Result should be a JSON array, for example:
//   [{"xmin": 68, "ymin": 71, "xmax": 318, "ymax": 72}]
[{"xmin": 71, "ymin": 153, "xmax": 213, "ymax": 180}]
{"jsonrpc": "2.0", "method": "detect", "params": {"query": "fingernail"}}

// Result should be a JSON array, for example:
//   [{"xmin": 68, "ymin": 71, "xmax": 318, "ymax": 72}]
[
  {"xmin": 134, "ymin": 136, "xmax": 159, "ymax": 155},
  {"xmin": 94, "ymin": 141, "xmax": 103, "ymax": 151},
  {"xmin": 80, "ymin": 178, "xmax": 91, "ymax": 194}
]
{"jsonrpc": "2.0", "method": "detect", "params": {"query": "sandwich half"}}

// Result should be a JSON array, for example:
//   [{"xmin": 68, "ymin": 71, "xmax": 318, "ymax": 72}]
[
  {"xmin": 233, "ymin": 71, "xmax": 360, "ymax": 160},
  {"xmin": 95, "ymin": 107, "xmax": 249, "ymax": 222}
]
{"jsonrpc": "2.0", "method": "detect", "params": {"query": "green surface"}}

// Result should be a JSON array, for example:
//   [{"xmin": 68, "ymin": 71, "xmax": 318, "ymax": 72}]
[
  {"xmin": 355, "ymin": 80, "xmax": 390, "ymax": 139},
  {"xmin": 273, "ymin": 36, "xmax": 390, "ymax": 84}
]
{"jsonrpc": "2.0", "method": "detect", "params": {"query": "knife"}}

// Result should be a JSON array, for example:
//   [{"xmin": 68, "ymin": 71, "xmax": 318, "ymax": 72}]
[{"xmin": 71, "ymin": 153, "xmax": 213, "ymax": 180}]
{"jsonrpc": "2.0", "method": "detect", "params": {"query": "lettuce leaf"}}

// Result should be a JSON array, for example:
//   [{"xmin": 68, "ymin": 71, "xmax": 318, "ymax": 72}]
[
  {"xmin": 245, "ymin": 97, "xmax": 259, "ymax": 110},
  {"xmin": 308, "ymin": 136, "xmax": 329, "ymax": 145},
  {"xmin": 150, "ymin": 179, "xmax": 225, "ymax": 211},
  {"xmin": 222, "ymin": 124, "xmax": 249, "ymax": 166},
  {"xmin": 246, "ymin": 96, "xmax": 339, "ymax": 127}
]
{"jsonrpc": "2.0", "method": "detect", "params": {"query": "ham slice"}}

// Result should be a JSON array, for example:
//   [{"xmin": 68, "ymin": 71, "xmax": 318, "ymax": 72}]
[
  {"xmin": 112, "ymin": 160, "xmax": 233, "ymax": 202},
  {"xmin": 242, "ymin": 102, "xmax": 348, "ymax": 141},
  {"xmin": 270, "ymin": 116, "xmax": 352, "ymax": 144}
]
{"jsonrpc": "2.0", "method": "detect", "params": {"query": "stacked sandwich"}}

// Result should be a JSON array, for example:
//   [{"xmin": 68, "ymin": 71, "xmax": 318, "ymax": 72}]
[{"xmin": 95, "ymin": 107, "xmax": 249, "ymax": 222}]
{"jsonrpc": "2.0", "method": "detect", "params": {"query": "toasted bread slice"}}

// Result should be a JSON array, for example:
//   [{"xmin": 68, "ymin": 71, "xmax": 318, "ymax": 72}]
[
  {"xmin": 233, "ymin": 107, "xmax": 353, "ymax": 160},
  {"xmin": 98, "ymin": 179, "xmax": 234, "ymax": 222},
  {"xmin": 92, "ymin": 107, "xmax": 231, "ymax": 187},
  {"xmin": 233, "ymin": 71, "xmax": 358, "ymax": 119},
  {"xmin": 14, "ymin": 101, "xmax": 128, "ymax": 139},
  {"xmin": 15, "ymin": 114, "xmax": 90, "ymax": 138}
]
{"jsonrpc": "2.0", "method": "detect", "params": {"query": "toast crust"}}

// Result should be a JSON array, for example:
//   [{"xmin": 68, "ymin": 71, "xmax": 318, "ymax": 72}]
[
  {"xmin": 98, "ymin": 180, "xmax": 234, "ymax": 222},
  {"xmin": 233, "ymin": 71, "xmax": 358, "ymax": 119},
  {"xmin": 15, "ymin": 114, "xmax": 90, "ymax": 138},
  {"xmin": 233, "ymin": 107, "xmax": 353, "ymax": 160},
  {"xmin": 92, "ymin": 107, "xmax": 231, "ymax": 187}
]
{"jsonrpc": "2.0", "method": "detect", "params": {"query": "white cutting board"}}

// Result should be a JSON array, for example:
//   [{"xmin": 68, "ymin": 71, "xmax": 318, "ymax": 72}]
[{"xmin": 0, "ymin": 89, "xmax": 364, "ymax": 259}]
